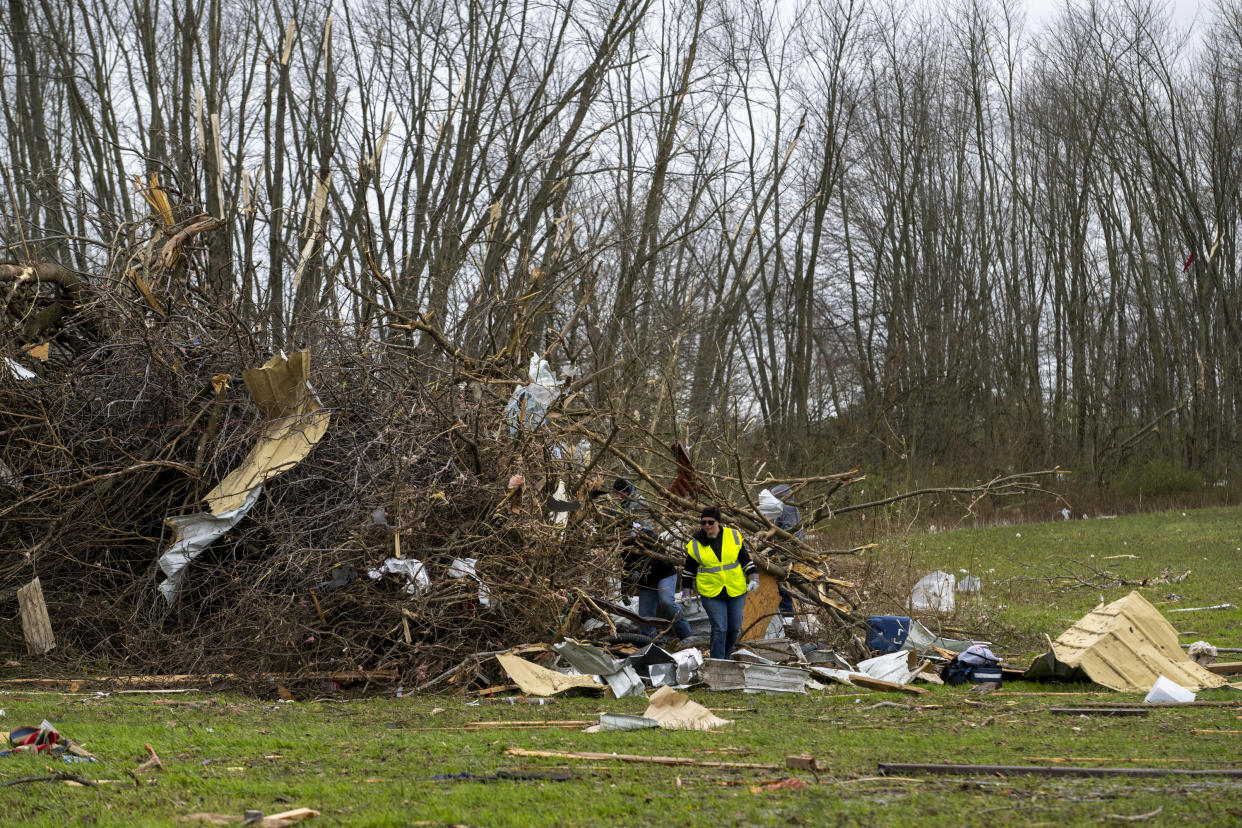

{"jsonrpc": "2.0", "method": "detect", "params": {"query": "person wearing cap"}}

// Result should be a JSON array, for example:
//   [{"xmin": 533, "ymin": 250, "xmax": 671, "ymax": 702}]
[
  {"xmin": 683, "ymin": 506, "xmax": 757, "ymax": 660},
  {"xmin": 769, "ymin": 484, "xmax": 803, "ymax": 624},
  {"xmin": 609, "ymin": 479, "xmax": 692, "ymax": 642}
]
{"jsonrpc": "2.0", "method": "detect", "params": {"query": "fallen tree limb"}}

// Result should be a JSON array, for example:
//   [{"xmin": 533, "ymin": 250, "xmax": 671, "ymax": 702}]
[
  {"xmin": 505, "ymin": 747, "xmax": 780, "ymax": 770},
  {"xmin": 879, "ymin": 762, "xmax": 1242, "ymax": 778},
  {"xmin": 3, "ymin": 771, "xmax": 97, "ymax": 787}
]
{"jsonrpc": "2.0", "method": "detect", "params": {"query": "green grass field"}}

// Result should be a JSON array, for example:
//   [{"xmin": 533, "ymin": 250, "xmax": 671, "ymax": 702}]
[{"xmin": 2, "ymin": 506, "xmax": 1240, "ymax": 827}]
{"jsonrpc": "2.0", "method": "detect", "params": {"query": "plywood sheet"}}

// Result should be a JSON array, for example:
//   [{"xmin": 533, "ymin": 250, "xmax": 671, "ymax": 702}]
[{"xmin": 740, "ymin": 570, "xmax": 781, "ymax": 641}]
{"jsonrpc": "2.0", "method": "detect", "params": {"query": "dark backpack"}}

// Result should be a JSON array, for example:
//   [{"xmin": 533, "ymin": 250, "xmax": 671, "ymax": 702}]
[{"xmin": 940, "ymin": 657, "xmax": 974, "ymax": 686}]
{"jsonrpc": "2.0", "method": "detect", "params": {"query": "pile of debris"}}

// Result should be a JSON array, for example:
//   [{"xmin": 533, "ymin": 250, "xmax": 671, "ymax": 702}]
[
  {"xmin": 1, "ymin": 255, "xmax": 1062, "ymax": 687},
  {"xmin": 0, "ymin": 283, "xmax": 888, "ymax": 686},
  {"xmin": 458, "ymin": 589, "xmax": 1237, "ymax": 708}
]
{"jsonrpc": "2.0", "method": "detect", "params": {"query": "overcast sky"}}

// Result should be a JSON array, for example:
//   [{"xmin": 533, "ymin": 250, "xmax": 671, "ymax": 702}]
[{"xmin": 1024, "ymin": 0, "xmax": 1206, "ymax": 29}]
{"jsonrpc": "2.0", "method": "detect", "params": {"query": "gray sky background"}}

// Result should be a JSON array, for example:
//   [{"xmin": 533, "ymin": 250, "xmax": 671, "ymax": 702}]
[{"xmin": 1024, "ymin": 0, "xmax": 1206, "ymax": 29}]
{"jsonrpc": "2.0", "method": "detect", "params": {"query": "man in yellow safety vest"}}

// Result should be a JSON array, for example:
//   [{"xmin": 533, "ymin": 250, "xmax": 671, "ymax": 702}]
[{"xmin": 683, "ymin": 506, "xmax": 757, "ymax": 659}]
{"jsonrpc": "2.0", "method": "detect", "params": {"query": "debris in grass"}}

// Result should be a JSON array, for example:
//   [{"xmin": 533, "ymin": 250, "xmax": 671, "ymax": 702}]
[
  {"xmin": 1025, "ymin": 591, "xmax": 1226, "ymax": 692},
  {"xmin": 699, "ymin": 658, "xmax": 807, "ymax": 694},
  {"xmin": 784, "ymin": 754, "xmax": 823, "ymax": 772},
  {"xmin": 504, "ymin": 747, "xmax": 780, "ymax": 770},
  {"xmin": 1, "ymin": 720, "xmax": 95, "ymax": 762},
  {"xmin": 856, "ymin": 650, "xmax": 924, "ymax": 686},
  {"xmin": 128, "ymin": 743, "xmax": 165, "ymax": 785},
  {"xmin": 594, "ymin": 713, "xmax": 660, "ymax": 732},
  {"xmin": 1101, "ymin": 807, "xmax": 1162, "ymax": 823},
  {"xmin": 1187, "ymin": 641, "xmax": 1217, "ymax": 666},
  {"xmin": 1144, "ymin": 676, "xmax": 1195, "ymax": 704},
  {"xmin": 878, "ymin": 762, "xmax": 1242, "ymax": 778},
  {"xmin": 748, "ymin": 777, "xmax": 808, "ymax": 792},
  {"xmin": 494, "ymin": 653, "xmax": 603, "ymax": 697},
  {"xmin": 910, "ymin": 571, "xmax": 955, "ymax": 613},
  {"xmin": 641, "ymin": 685, "xmax": 731, "ymax": 731},
  {"xmin": 1167, "ymin": 603, "xmax": 1233, "ymax": 613},
  {"xmin": 431, "ymin": 770, "xmax": 572, "ymax": 782},
  {"xmin": 1, "ymin": 771, "xmax": 97, "ymax": 787}
]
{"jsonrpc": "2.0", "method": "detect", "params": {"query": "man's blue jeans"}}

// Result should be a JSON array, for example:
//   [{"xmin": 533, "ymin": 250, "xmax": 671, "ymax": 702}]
[
  {"xmin": 638, "ymin": 574, "xmax": 692, "ymax": 640},
  {"xmin": 700, "ymin": 592, "xmax": 745, "ymax": 660}
]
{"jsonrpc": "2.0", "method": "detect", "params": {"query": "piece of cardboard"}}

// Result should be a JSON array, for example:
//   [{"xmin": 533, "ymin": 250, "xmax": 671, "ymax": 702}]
[
  {"xmin": 641, "ymin": 685, "xmax": 732, "ymax": 730},
  {"xmin": 204, "ymin": 351, "xmax": 331, "ymax": 515},
  {"xmin": 1049, "ymin": 590, "xmax": 1227, "ymax": 693},
  {"xmin": 495, "ymin": 654, "xmax": 603, "ymax": 697}
]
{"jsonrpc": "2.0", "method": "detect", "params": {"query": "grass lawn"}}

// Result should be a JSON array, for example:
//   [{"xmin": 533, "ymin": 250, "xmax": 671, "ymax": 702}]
[{"xmin": 1, "ymin": 506, "xmax": 1240, "ymax": 827}]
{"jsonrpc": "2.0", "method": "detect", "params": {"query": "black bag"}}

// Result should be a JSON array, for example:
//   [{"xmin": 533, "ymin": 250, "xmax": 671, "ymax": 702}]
[
  {"xmin": 940, "ymin": 656, "xmax": 1003, "ymax": 686},
  {"xmin": 940, "ymin": 657, "xmax": 974, "ymax": 686}
]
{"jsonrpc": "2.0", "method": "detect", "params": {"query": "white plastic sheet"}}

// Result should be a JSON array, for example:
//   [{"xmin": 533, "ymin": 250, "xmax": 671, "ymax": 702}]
[
  {"xmin": 756, "ymin": 489, "xmax": 784, "ymax": 521},
  {"xmin": 368, "ymin": 557, "xmax": 430, "ymax": 595},
  {"xmin": 910, "ymin": 570, "xmax": 956, "ymax": 613},
  {"xmin": 504, "ymin": 355, "xmax": 562, "ymax": 433},
  {"xmin": 158, "ymin": 486, "xmax": 262, "ymax": 604},
  {"xmin": 448, "ymin": 557, "xmax": 492, "ymax": 606},
  {"xmin": 3, "ymin": 357, "xmax": 35, "ymax": 381}
]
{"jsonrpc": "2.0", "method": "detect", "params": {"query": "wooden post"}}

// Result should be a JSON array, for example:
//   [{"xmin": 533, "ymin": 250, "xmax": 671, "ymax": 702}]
[{"xmin": 17, "ymin": 577, "xmax": 55, "ymax": 655}]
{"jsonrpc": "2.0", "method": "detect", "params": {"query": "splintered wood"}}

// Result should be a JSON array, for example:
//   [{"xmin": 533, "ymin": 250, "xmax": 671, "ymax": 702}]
[{"xmin": 17, "ymin": 578, "xmax": 55, "ymax": 655}]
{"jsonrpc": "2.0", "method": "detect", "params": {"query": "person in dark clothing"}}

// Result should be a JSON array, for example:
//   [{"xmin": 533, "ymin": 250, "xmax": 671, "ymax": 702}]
[
  {"xmin": 610, "ymin": 478, "xmax": 691, "ymax": 641},
  {"xmin": 683, "ymin": 506, "xmax": 757, "ymax": 660},
  {"xmin": 769, "ymin": 483, "xmax": 802, "ymax": 622},
  {"xmin": 620, "ymin": 530, "xmax": 692, "ymax": 641}
]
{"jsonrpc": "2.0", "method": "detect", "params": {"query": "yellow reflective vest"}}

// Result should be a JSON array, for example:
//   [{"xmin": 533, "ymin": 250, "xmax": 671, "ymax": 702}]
[{"xmin": 686, "ymin": 527, "xmax": 747, "ymax": 598}]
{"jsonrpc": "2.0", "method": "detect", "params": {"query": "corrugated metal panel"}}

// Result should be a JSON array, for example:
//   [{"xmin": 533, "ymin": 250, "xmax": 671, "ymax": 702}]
[{"xmin": 1051, "ymin": 591, "xmax": 1226, "ymax": 692}]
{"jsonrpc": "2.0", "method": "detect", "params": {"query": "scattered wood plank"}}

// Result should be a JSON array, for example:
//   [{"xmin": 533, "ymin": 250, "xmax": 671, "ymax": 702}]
[
  {"xmin": 1205, "ymin": 662, "xmax": 1242, "ymax": 676},
  {"xmin": 847, "ymin": 674, "xmax": 927, "ymax": 696},
  {"xmin": 1048, "ymin": 708, "xmax": 1149, "ymax": 716},
  {"xmin": 17, "ymin": 578, "xmax": 55, "ymax": 655},
  {"xmin": 505, "ymin": 747, "xmax": 780, "ymax": 770},
  {"xmin": 785, "ymin": 754, "xmax": 823, "ymax": 772},
  {"xmin": 263, "ymin": 807, "xmax": 319, "ymax": 826},
  {"xmin": 879, "ymin": 762, "xmax": 1242, "ymax": 778},
  {"xmin": 1190, "ymin": 729, "xmax": 1242, "ymax": 736},
  {"xmin": 464, "ymin": 720, "xmax": 592, "ymax": 729}
]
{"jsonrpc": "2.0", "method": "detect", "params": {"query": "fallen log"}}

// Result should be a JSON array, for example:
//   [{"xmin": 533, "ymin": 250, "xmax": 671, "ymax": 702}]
[
  {"xmin": 505, "ymin": 747, "xmax": 780, "ymax": 770},
  {"xmin": 879, "ymin": 762, "xmax": 1242, "ymax": 778}
]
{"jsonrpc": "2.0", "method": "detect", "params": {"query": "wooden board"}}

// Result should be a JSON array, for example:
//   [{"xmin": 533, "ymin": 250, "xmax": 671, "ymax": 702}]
[
  {"xmin": 17, "ymin": 578, "xmax": 55, "ymax": 655},
  {"xmin": 739, "ymin": 570, "xmax": 781, "ymax": 641},
  {"xmin": 847, "ymin": 673, "xmax": 928, "ymax": 695}
]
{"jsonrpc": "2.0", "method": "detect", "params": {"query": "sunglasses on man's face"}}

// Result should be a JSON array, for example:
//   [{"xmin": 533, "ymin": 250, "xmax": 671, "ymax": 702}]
[{"xmin": 700, "ymin": 519, "xmax": 716, "ymax": 525}]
